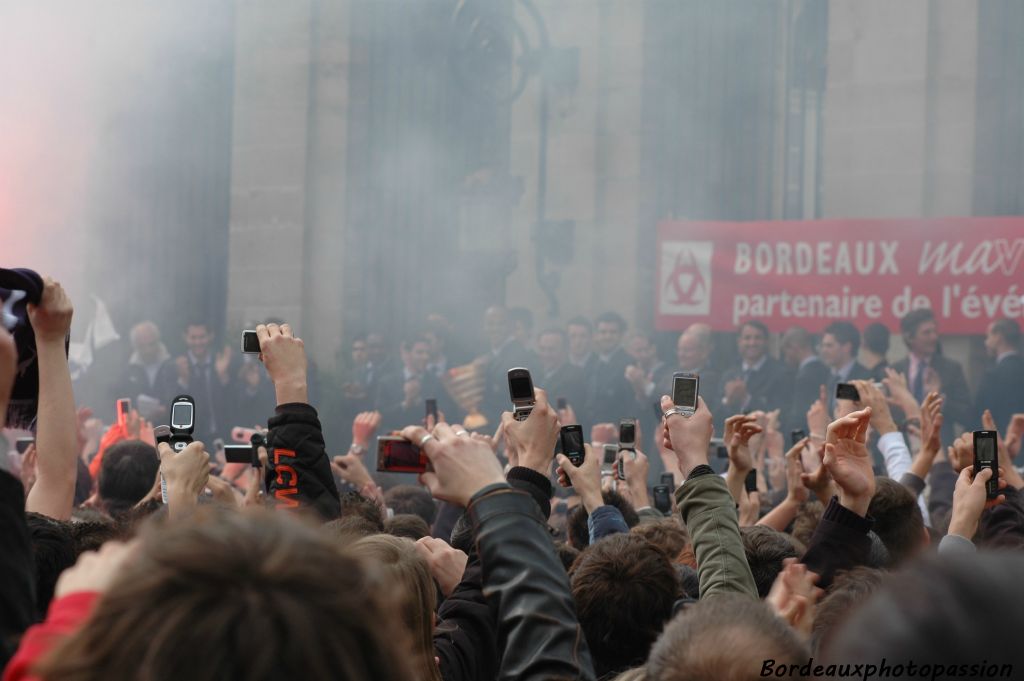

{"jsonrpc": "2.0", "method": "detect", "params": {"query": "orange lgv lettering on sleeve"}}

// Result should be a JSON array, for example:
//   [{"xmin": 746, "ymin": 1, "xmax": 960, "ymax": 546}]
[{"xmin": 272, "ymin": 449, "xmax": 300, "ymax": 509}]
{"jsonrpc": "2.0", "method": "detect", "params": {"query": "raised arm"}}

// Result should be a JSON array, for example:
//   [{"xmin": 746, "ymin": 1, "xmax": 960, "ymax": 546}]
[{"xmin": 25, "ymin": 278, "xmax": 78, "ymax": 520}]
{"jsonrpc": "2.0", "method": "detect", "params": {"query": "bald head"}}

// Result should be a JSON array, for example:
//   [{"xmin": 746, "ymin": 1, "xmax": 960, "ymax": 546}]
[
  {"xmin": 780, "ymin": 326, "xmax": 815, "ymax": 368},
  {"xmin": 130, "ymin": 321, "xmax": 163, "ymax": 364},
  {"xmin": 676, "ymin": 324, "xmax": 712, "ymax": 372}
]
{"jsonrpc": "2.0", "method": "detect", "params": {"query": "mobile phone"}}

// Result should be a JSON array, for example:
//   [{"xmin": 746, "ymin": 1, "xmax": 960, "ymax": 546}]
[
  {"xmin": 660, "ymin": 472, "xmax": 675, "ymax": 487},
  {"xmin": 790, "ymin": 429, "xmax": 807, "ymax": 448},
  {"xmin": 671, "ymin": 372, "xmax": 700, "ymax": 415},
  {"xmin": 835, "ymin": 382, "xmax": 860, "ymax": 402},
  {"xmin": 376, "ymin": 436, "xmax": 430, "ymax": 473},
  {"xmin": 653, "ymin": 485, "xmax": 671, "ymax": 514},
  {"xmin": 560, "ymin": 425, "xmax": 585, "ymax": 468},
  {"xmin": 973, "ymin": 430, "xmax": 999, "ymax": 500},
  {"xmin": 744, "ymin": 469, "xmax": 758, "ymax": 493},
  {"xmin": 507, "ymin": 367, "xmax": 535, "ymax": 421},
  {"xmin": 167, "ymin": 395, "xmax": 196, "ymax": 452},
  {"xmin": 602, "ymin": 444, "xmax": 618, "ymax": 475},
  {"xmin": 557, "ymin": 397, "xmax": 568, "ymax": 411},
  {"xmin": 116, "ymin": 398, "xmax": 132, "ymax": 427},
  {"xmin": 241, "ymin": 330, "xmax": 260, "ymax": 354},
  {"xmin": 616, "ymin": 450, "xmax": 633, "ymax": 481},
  {"xmin": 618, "ymin": 418, "xmax": 637, "ymax": 451},
  {"xmin": 224, "ymin": 444, "xmax": 255, "ymax": 465},
  {"xmin": 425, "ymin": 398, "xmax": 438, "ymax": 424},
  {"xmin": 16, "ymin": 437, "xmax": 34, "ymax": 454}
]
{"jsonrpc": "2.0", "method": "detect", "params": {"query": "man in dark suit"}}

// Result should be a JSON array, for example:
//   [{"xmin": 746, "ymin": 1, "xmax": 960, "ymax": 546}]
[
  {"xmin": 567, "ymin": 316, "xmax": 598, "ymax": 373},
  {"xmin": 116, "ymin": 321, "xmax": 178, "ymax": 421},
  {"xmin": 375, "ymin": 334, "xmax": 459, "ymax": 432},
  {"xmin": 719, "ymin": 320, "xmax": 791, "ymax": 420},
  {"xmin": 820, "ymin": 321, "xmax": 873, "ymax": 415},
  {"xmin": 479, "ymin": 306, "xmax": 536, "ymax": 426},
  {"xmin": 174, "ymin": 321, "xmax": 236, "ymax": 443},
  {"xmin": 780, "ymin": 325, "xmax": 830, "ymax": 434},
  {"xmin": 977, "ymin": 319, "xmax": 1024, "ymax": 435},
  {"xmin": 656, "ymin": 323, "xmax": 721, "ymax": 409},
  {"xmin": 585, "ymin": 311, "xmax": 635, "ymax": 425},
  {"xmin": 891, "ymin": 308, "xmax": 972, "ymax": 445},
  {"xmin": 535, "ymin": 328, "xmax": 587, "ymax": 413}
]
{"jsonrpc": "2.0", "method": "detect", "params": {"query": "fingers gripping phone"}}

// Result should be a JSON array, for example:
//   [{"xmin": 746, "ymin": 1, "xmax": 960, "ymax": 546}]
[
  {"xmin": 835, "ymin": 383, "xmax": 860, "ymax": 402},
  {"xmin": 116, "ymin": 398, "xmax": 132, "ymax": 427},
  {"xmin": 508, "ymin": 368, "xmax": 535, "ymax": 421},
  {"xmin": 671, "ymin": 372, "xmax": 700, "ymax": 416},
  {"xmin": 973, "ymin": 430, "xmax": 999, "ymax": 500},
  {"xmin": 166, "ymin": 395, "xmax": 196, "ymax": 453},
  {"xmin": 560, "ymin": 425, "xmax": 585, "ymax": 467},
  {"xmin": 241, "ymin": 330, "xmax": 260, "ymax": 354}
]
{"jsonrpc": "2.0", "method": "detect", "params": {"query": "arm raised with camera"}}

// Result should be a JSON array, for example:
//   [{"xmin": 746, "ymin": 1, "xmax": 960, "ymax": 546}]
[
  {"xmin": 25, "ymin": 278, "xmax": 79, "ymax": 520},
  {"xmin": 404, "ymin": 422, "xmax": 595, "ymax": 681},
  {"xmin": 257, "ymin": 323, "xmax": 340, "ymax": 521},
  {"xmin": 661, "ymin": 395, "xmax": 758, "ymax": 600}
]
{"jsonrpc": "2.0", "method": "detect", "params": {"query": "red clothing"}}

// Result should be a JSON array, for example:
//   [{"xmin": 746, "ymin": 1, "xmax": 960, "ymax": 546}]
[
  {"xmin": 87, "ymin": 424, "xmax": 132, "ymax": 480},
  {"xmin": 3, "ymin": 592, "xmax": 99, "ymax": 681}
]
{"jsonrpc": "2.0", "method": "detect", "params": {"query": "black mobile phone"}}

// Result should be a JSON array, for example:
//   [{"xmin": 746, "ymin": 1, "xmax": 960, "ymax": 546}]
[
  {"xmin": 377, "ymin": 436, "xmax": 430, "ymax": 473},
  {"xmin": 790, "ymin": 429, "xmax": 807, "ymax": 448},
  {"xmin": 507, "ymin": 367, "xmax": 535, "ymax": 421},
  {"xmin": 224, "ymin": 444, "xmax": 255, "ymax": 465},
  {"xmin": 560, "ymin": 425, "xmax": 585, "ymax": 468},
  {"xmin": 616, "ymin": 450, "xmax": 633, "ymax": 481},
  {"xmin": 116, "ymin": 398, "xmax": 132, "ymax": 427},
  {"xmin": 557, "ymin": 397, "xmax": 568, "ymax": 411},
  {"xmin": 671, "ymin": 372, "xmax": 700, "ymax": 414},
  {"xmin": 618, "ymin": 418, "xmax": 637, "ymax": 450},
  {"xmin": 660, "ymin": 472, "xmax": 675, "ymax": 487},
  {"xmin": 241, "ymin": 330, "xmax": 260, "ymax": 354},
  {"xmin": 425, "ymin": 398, "xmax": 438, "ymax": 424},
  {"xmin": 973, "ymin": 430, "xmax": 1000, "ymax": 500},
  {"xmin": 652, "ymin": 485, "xmax": 671, "ymax": 514},
  {"xmin": 744, "ymin": 469, "xmax": 758, "ymax": 493},
  {"xmin": 16, "ymin": 437, "xmax": 34, "ymax": 454},
  {"xmin": 166, "ymin": 395, "xmax": 196, "ymax": 452},
  {"xmin": 835, "ymin": 382, "xmax": 860, "ymax": 402}
]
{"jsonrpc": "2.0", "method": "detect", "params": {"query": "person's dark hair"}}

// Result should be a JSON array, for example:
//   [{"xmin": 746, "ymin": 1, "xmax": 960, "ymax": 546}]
[
  {"xmin": 647, "ymin": 594, "xmax": 808, "ymax": 681},
  {"xmin": 740, "ymin": 319, "xmax": 769, "ymax": 338},
  {"xmin": 321, "ymin": 515, "xmax": 381, "ymax": 544},
  {"xmin": 184, "ymin": 320, "xmax": 211, "ymax": 334},
  {"xmin": 538, "ymin": 327, "xmax": 567, "ymax": 344},
  {"xmin": 992, "ymin": 318, "xmax": 1022, "ymax": 350},
  {"xmin": 867, "ymin": 478, "xmax": 925, "ymax": 567},
  {"xmin": 340, "ymin": 492, "xmax": 385, "ymax": 533},
  {"xmin": 554, "ymin": 541, "xmax": 580, "ymax": 573},
  {"xmin": 448, "ymin": 512, "xmax": 474, "ymax": 554},
  {"xmin": 899, "ymin": 308, "xmax": 935, "ymax": 339},
  {"xmin": 631, "ymin": 518, "xmax": 689, "ymax": 563},
  {"xmin": 566, "ymin": 316, "xmax": 593, "ymax": 333},
  {"xmin": 826, "ymin": 552, "xmax": 1024, "ymax": 673},
  {"xmin": 98, "ymin": 441, "xmax": 159, "ymax": 517},
  {"xmin": 570, "ymin": 533, "xmax": 678, "ymax": 678},
  {"xmin": 400, "ymin": 334, "xmax": 431, "ymax": 353},
  {"xmin": 811, "ymin": 567, "xmax": 885, "ymax": 654},
  {"xmin": 595, "ymin": 311, "xmax": 627, "ymax": 332},
  {"xmin": 385, "ymin": 514, "xmax": 431, "ymax": 541},
  {"xmin": 37, "ymin": 509, "xmax": 414, "ymax": 681},
  {"xmin": 384, "ymin": 485, "xmax": 437, "ymax": 526},
  {"xmin": 68, "ymin": 520, "xmax": 124, "ymax": 556},
  {"xmin": 26, "ymin": 513, "xmax": 77, "ymax": 619},
  {"xmin": 862, "ymin": 322, "xmax": 890, "ymax": 356},
  {"xmin": 676, "ymin": 564, "xmax": 700, "ymax": 599},
  {"xmin": 740, "ymin": 525, "xmax": 800, "ymax": 598},
  {"xmin": 823, "ymin": 320, "xmax": 861, "ymax": 358},
  {"xmin": 791, "ymin": 500, "xmax": 824, "ymax": 548},
  {"xmin": 567, "ymin": 490, "xmax": 639, "ymax": 549}
]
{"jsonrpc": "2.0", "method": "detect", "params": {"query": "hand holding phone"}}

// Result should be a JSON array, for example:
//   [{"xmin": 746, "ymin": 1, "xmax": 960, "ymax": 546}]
[
  {"xmin": 671, "ymin": 372, "xmax": 700, "ymax": 416},
  {"xmin": 973, "ymin": 430, "xmax": 1000, "ymax": 500},
  {"xmin": 377, "ymin": 436, "xmax": 431, "ymax": 473},
  {"xmin": 241, "ymin": 330, "xmax": 260, "ymax": 354},
  {"xmin": 507, "ymin": 368, "xmax": 535, "ymax": 421}
]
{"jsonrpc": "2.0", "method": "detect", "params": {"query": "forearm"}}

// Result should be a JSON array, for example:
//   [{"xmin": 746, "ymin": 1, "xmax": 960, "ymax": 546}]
[
  {"xmin": 274, "ymin": 378, "xmax": 308, "ymax": 406},
  {"xmin": 26, "ymin": 340, "xmax": 79, "ymax": 520},
  {"xmin": 757, "ymin": 496, "xmax": 800, "ymax": 531},
  {"xmin": 725, "ymin": 466, "xmax": 749, "ymax": 506}
]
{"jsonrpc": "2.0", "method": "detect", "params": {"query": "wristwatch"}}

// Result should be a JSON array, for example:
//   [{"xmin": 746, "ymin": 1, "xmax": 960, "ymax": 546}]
[{"xmin": 349, "ymin": 443, "xmax": 366, "ymax": 456}]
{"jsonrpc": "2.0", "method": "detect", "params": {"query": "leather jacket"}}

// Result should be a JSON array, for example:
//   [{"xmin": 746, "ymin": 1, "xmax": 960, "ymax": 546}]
[{"xmin": 467, "ymin": 484, "xmax": 596, "ymax": 681}]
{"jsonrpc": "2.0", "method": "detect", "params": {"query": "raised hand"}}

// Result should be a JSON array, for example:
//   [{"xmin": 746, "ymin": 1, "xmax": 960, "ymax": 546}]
[
  {"xmin": 415, "ymin": 537, "xmax": 469, "ymax": 598},
  {"xmin": 723, "ymin": 413, "xmax": 763, "ymax": 505},
  {"xmin": 660, "ymin": 394, "xmax": 714, "ymax": 478},
  {"xmin": 555, "ymin": 444, "xmax": 603, "ymax": 513},
  {"xmin": 766, "ymin": 559, "xmax": 823, "ymax": 638},
  {"xmin": 784, "ymin": 438, "xmax": 810, "ymax": 504},
  {"xmin": 401, "ymin": 422, "xmax": 505, "ymax": 507},
  {"xmin": 54, "ymin": 541, "xmax": 137, "ymax": 599},
  {"xmin": 920, "ymin": 392, "xmax": 944, "ymax": 455},
  {"xmin": 352, "ymin": 411, "xmax": 382, "ymax": 448},
  {"xmin": 215, "ymin": 345, "xmax": 233, "ymax": 384},
  {"xmin": 256, "ymin": 323, "xmax": 308, "ymax": 405},
  {"xmin": 501, "ymin": 387, "xmax": 560, "ymax": 477},
  {"xmin": 806, "ymin": 385, "xmax": 829, "ymax": 440},
  {"xmin": 800, "ymin": 441, "xmax": 838, "ymax": 505},
  {"xmin": 947, "ymin": 465, "xmax": 1007, "ymax": 540},
  {"xmin": 27, "ymin": 276, "xmax": 73, "ymax": 343},
  {"xmin": 823, "ymin": 408, "xmax": 875, "ymax": 516},
  {"xmin": 158, "ymin": 441, "xmax": 212, "ymax": 518},
  {"xmin": 882, "ymin": 368, "xmax": 921, "ymax": 420}
]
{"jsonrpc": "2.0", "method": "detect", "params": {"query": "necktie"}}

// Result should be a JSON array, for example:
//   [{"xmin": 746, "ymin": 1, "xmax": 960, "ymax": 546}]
[
  {"xmin": 912, "ymin": 359, "xmax": 927, "ymax": 402},
  {"xmin": 827, "ymin": 372, "xmax": 840, "ymax": 413}
]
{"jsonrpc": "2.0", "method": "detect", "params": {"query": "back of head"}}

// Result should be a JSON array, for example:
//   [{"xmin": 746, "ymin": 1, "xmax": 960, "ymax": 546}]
[
  {"xmin": 827, "ymin": 552, "xmax": 1024, "ymax": 673},
  {"xmin": 567, "ymin": 489, "xmax": 639, "ymax": 549},
  {"xmin": 39, "ymin": 510, "xmax": 412, "ymax": 681},
  {"xmin": 993, "ymin": 317, "xmax": 1022, "ymax": 351},
  {"xmin": 867, "ymin": 477, "xmax": 924, "ymax": 566},
  {"xmin": 98, "ymin": 440, "xmax": 159, "ymax": 517},
  {"xmin": 340, "ymin": 491, "xmax": 385, "ymax": 533},
  {"xmin": 811, "ymin": 567, "xmax": 885, "ymax": 655},
  {"xmin": 385, "ymin": 513, "xmax": 431, "ymax": 540},
  {"xmin": 384, "ymin": 485, "xmax": 437, "ymax": 525},
  {"xmin": 632, "ymin": 517, "xmax": 690, "ymax": 563},
  {"xmin": 349, "ymin": 534, "xmax": 441, "ymax": 681},
  {"xmin": 740, "ymin": 525, "xmax": 799, "ymax": 598},
  {"xmin": 570, "ymin": 533, "xmax": 678, "ymax": 678},
  {"xmin": 26, "ymin": 513, "xmax": 76, "ymax": 618},
  {"xmin": 647, "ymin": 594, "xmax": 808, "ymax": 681}
]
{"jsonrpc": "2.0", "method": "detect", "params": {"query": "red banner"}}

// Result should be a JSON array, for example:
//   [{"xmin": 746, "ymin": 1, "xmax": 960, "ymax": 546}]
[{"xmin": 656, "ymin": 218, "xmax": 1024, "ymax": 333}]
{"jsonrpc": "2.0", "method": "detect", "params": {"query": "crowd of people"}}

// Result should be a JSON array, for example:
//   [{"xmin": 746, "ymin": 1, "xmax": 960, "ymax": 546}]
[{"xmin": 3, "ymin": 269, "xmax": 1024, "ymax": 680}]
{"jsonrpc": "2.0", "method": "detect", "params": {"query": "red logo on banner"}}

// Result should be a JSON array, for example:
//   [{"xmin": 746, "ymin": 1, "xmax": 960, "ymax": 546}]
[{"xmin": 666, "ymin": 249, "xmax": 708, "ymax": 306}]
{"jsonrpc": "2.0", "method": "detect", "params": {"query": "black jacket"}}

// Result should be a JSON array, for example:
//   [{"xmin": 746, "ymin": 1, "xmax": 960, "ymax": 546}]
[
  {"xmin": 538, "ymin": 362, "xmax": 587, "ymax": 415},
  {"xmin": 719, "ymin": 356, "xmax": 791, "ymax": 418},
  {"xmin": 435, "ymin": 560, "xmax": 499, "ymax": 681},
  {"xmin": 374, "ymin": 369, "xmax": 460, "ymax": 433},
  {"xmin": 786, "ymin": 357, "xmax": 831, "ymax": 434},
  {"xmin": 467, "ymin": 485, "xmax": 595, "ymax": 681},
  {"xmin": 975, "ymin": 353, "xmax": 1024, "ymax": 435},
  {"xmin": 0, "ymin": 470, "xmax": 35, "ymax": 669},
  {"xmin": 265, "ymin": 403, "xmax": 341, "ymax": 522},
  {"xmin": 585, "ymin": 347, "xmax": 634, "ymax": 425},
  {"xmin": 801, "ymin": 496, "xmax": 875, "ymax": 591},
  {"xmin": 892, "ymin": 354, "xmax": 972, "ymax": 444}
]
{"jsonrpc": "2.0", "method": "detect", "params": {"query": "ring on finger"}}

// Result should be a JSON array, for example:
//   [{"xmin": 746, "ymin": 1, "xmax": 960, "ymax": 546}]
[
  {"xmin": 419, "ymin": 434, "xmax": 435, "ymax": 447},
  {"xmin": 454, "ymin": 429, "xmax": 469, "ymax": 437}
]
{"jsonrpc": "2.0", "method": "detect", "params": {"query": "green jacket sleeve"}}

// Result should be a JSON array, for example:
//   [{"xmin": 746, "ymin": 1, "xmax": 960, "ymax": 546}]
[{"xmin": 676, "ymin": 472, "xmax": 757, "ymax": 600}]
